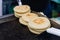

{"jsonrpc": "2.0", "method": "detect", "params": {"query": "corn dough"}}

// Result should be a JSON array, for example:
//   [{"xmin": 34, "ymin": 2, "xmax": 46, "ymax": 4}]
[
  {"xmin": 13, "ymin": 5, "xmax": 31, "ymax": 13},
  {"xmin": 28, "ymin": 17, "xmax": 51, "ymax": 29},
  {"xmin": 29, "ymin": 28, "xmax": 43, "ymax": 34},
  {"xmin": 14, "ymin": 10, "xmax": 30, "ymax": 18},
  {"xmin": 19, "ymin": 17, "xmax": 28, "ymax": 25},
  {"xmin": 28, "ymin": 25, "xmax": 50, "ymax": 32},
  {"xmin": 22, "ymin": 13, "xmax": 38, "ymax": 22}
]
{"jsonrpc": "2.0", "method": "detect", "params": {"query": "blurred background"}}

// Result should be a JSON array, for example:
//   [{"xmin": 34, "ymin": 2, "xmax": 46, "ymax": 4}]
[{"xmin": 0, "ymin": 0, "xmax": 60, "ymax": 18}]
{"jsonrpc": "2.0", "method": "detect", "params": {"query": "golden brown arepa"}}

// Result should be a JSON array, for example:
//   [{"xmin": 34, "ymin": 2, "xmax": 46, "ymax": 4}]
[
  {"xmin": 28, "ymin": 17, "xmax": 51, "ymax": 30},
  {"xmin": 13, "ymin": 5, "xmax": 31, "ymax": 18}
]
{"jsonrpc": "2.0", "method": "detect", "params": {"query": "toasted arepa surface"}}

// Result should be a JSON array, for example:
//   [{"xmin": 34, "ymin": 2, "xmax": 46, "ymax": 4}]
[
  {"xmin": 28, "ymin": 17, "xmax": 51, "ymax": 29},
  {"xmin": 22, "ymin": 13, "xmax": 38, "ymax": 22},
  {"xmin": 14, "ymin": 5, "xmax": 30, "ymax": 13}
]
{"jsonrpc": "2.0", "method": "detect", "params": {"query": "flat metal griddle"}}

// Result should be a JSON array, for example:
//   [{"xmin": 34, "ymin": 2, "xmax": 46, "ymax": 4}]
[
  {"xmin": 0, "ymin": 11, "xmax": 60, "ymax": 40},
  {"xmin": 0, "ymin": 18, "xmax": 60, "ymax": 40}
]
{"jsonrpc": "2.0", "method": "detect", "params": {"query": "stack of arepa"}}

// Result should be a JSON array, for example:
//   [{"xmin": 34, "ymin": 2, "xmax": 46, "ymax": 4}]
[
  {"xmin": 19, "ymin": 13, "xmax": 38, "ymax": 25},
  {"xmin": 28, "ymin": 17, "xmax": 51, "ymax": 34},
  {"xmin": 13, "ymin": 5, "xmax": 31, "ymax": 18},
  {"xmin": 13, "ymin": 5, "xmax": 51, "ymax": 35}
]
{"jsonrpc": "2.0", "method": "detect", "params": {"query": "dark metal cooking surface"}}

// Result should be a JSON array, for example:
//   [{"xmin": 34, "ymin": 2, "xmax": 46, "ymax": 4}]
[{"xmin": 0, "ymin": 18, "xmax": 60, "ymax": 40}]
